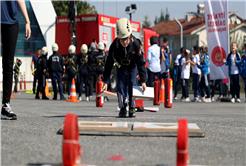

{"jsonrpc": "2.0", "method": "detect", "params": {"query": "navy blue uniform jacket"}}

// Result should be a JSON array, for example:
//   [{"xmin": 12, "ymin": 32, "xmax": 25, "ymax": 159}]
[{"xmin": 103, "ymin": 36, "xmax": 147, "ymax": 84}]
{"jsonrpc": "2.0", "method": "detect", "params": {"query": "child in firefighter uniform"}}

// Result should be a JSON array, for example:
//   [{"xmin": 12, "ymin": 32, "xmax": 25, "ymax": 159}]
[
  {"xmin": 35, "ymin": 47, "xmax": 49, "ymax": 100},
  {"xmin": 77, "ymin": 44, "xmax": 90, "ymax": 101},
  {"xmin": 13, "ymin": 58, "xmax": 22, "ymax": 94},
  {"xmin": 102, "ymin": 18, "xmax": 147, "ymax": 117},
  {"xmin": 48, "ymin": 43, "xmax": 66, "ymax": 100},
  {"xmin": 65, "ymin": 45, "xmax": 77, "ymax": 99}
]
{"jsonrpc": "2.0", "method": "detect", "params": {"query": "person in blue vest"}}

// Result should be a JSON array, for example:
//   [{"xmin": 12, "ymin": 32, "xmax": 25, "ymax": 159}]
[
  {"xmin": 222, "ymin": 42, "xmax": 242, "ymax": 103},
  {"xmin": 31, "ymin": 48, "xmax": 41, "ymax": 94},
  {"xmin": 77, "ymin": 44, "xmax": 90, "ymax": 101},
  {"xmin": 102, "ymin": 18, "xmax": 147, "ymax": 118},
  {"xmin": 48, "ymin": 43, "xmax": 66, "ymax": 100},
  {"xmin": 65, "ymin": 45, "xmax": 77, "ymax": 99},
  {"xmin": 240, "ymin": 43, "xmax": 246, "ymax": 103},
  {"xmin": 1, "ymin": 0, "xmax": 31, "ymax": 120},
  {"xmin": 35, "ymin": 47, "xmax": 49, "ymax": 100}
]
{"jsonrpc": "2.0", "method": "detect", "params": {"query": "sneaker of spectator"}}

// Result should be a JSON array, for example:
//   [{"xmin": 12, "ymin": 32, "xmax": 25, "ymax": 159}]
[
  {"xmin": 174, "ymin": 96, "xmax": 178, "ymax": 100},
  {"xmin": 182, "ymin": 98, "xmax": 190, "ymax": 102},
  {"xmin": 236, "ymin": 98, "xmax": 241, "ymax": 103},
  {"xmin": 191, "ymin": 97, "xmax": 199, "ymax": 102},
  {"xmin": 231, "ymin": 98, "xmax": 235, "ymax": 103},
  {"xmin": 200, "ymin": 97, "xmax": 206, "ymax": 102},
  {"xmin": 205, "ymin": 98, "xmax": 211, "ymax": 103}
]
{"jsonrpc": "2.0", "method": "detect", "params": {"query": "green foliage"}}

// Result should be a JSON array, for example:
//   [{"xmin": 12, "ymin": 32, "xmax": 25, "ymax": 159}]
[
  {"xmin": 52, "ymin": 1, "xmax": 97, "ymax": 16},
  {"xmin": 142, "ymin": 15, "xmax": 151, "ymax": 28},
  {"xmin": 154, "ymin": 7, "xmax": 170, "ymax": 25},
  {"xmin": 230, "ymin": 24, "xmax": 245, "ymax": 55}
]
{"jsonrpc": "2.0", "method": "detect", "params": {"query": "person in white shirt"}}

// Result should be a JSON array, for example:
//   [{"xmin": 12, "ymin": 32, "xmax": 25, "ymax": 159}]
[
  {"xmin": 189, "ymin": 46, "xmax": 201, "ymax": 102},
  {"xmin": 146, "ymin": 36, "xmax": 161, "ymax": 87},
  {"xmin": 180, "ymin": 48, "xmax": 191, "ymax": 102},
  {"xmin": 222, "ymin": 42, "xmax": 241, "ymax": 103}
]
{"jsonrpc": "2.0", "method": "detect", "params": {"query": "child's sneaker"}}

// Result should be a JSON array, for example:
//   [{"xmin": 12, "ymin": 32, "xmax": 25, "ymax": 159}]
[
  {"xmin": 182, "ymin": 98, "xmax": 190, "ymax": 102},
  {"xmin": 191, "ymin": 97, "xmax": 199, "ymax": 102},
  {"xmin": 78, "ymin": 96, "xmax": 82, "ymax": 101},
  {"xmin": 174, "ymin": 96, "xmax": 178, "ymax": 100},
  {"xmin": 200, "ymin": 97, "xmax": 206, "ymax": 102},
  {"xmin": 236, "ymin": 98, "xmax": 241, "ymax": 103},
  {"xmin": 231, "ymin": 98, "xmax": 235, "ymax": 103},
  {"xmin": 1, "ymin": 103, "xmax": 17, "ymax": 120},
  {"xmin": 211, "ymin": 97, "xmax": 214, "ymax": 102},
  {"xmin": 86, "ymin": 97, "xmax": 90, "ymax": 101},
  {"xmin": 180, "ymin": 96, "xmax": 184, "ymax": 101},
  {"xmin": 205, "ymin": 98, "xmax": 211, "ymax": 103}
]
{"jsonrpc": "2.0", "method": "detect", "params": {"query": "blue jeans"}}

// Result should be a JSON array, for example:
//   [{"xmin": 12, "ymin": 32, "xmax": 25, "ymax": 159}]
[
  {"xmin": 117, "ymin": 66, "xmax": 137, "ymax": 108},
  {"xmin": 230, "ymin": 74, "xmax": 240, "ymax": 98},
  {"xmin": 201, "ymin": 74, "xmax": 210, "ymax": 98},
  {"xmin": 174, "ymin": 67, "xmax": 181, "ymax": 97},
  {"xmin": 51, "ymin": 72, "xmax": 64, "ymax": 99},
  {"xmin": 182, "ymin": 79, "xmax": 189, "ymax": 98},
  {"xmin": 79, "ymin": 73, "xmax": 90, "ymax": 97}
]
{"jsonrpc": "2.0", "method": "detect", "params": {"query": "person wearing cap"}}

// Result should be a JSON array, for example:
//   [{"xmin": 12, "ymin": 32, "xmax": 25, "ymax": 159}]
[
  {"xmin": 13, "ymin": 58, "xmax": 22, "ymax": 94},
  {"xmin": 48, "ymin": 43, "xmax": 66, "ymax": 100},
  {"xmin": 31, "ymin": 48, "xmax": 41, "ymax": 94},
  {"xmin": 102, "ymin": 18, "xmax": 147, "ymax": 118},
  {"xmin": 77, "ymin": 44, "xmax": 90, "ymax": 101},
  {"xmin": 35, "ymin": 46, "xmax": 49, "ymax": 100},
  {"xmin": 65, "ymin": 45, "xmax": 77, "ymax": 99}
]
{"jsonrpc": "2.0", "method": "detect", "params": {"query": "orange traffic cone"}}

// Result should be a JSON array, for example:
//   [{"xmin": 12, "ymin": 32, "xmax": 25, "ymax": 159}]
[
  {"xmin": 11, "ymin": 92, "xmax": 15, "ymax": 99},
  {"xmin": 160, "ymin": 78, "xmax": 165, "ymax": 103},
  {"xmin": 40, "ymin": 80, "xmax": 51, "ymax": 97},
  {"xmin": 67, "ymin": 78, "xmax": 80, "ymax": 102}
]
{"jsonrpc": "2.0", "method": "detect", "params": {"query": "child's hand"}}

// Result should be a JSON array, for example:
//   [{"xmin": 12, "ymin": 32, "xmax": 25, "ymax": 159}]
[
  {"xmin": 141, "ymin": 82, "xmax": 147, "ymax": 92},
  {"xmin": 102, "ymin": 83, "xmax": 108, "ymax": 91},
  {"xmin": 222, "ymin": 58, "xmax": 226, "ymax": 63}
]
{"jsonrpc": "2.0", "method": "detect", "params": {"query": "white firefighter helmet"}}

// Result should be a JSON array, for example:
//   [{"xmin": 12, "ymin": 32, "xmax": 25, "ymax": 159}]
[
  {"xmin": 116, "ymin": 18, "xmax": 132, "ymax": 39},
  {"xmin": 68, "ymin": 45, "xmax": 76, "ymax": 54},
  {"xmin": 81, "ymin": 44, "xmax": 88, "ymax": 54},
  {"xmin": 41, "ymin": 46, "xmax": 48, "ymax": 55},
  {"xmin": 97, "ymin": 42, "xmax": 104, "ymax": 50},
  {"xmin": 52, "ymin": 43, "xmax": 59, "ymax": 52}
]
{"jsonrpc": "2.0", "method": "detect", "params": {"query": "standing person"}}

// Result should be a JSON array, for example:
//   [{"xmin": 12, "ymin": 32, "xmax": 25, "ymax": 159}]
[
  {"xmin": 196, "ymin": 53, "xmax": 211, "ymax": 102},
  {"xmin": 222, "ymin": 42, "xmax": 241, "ymax": 103},
  {"xmin": 48, "ymin": 43, "xmax": 66, "ymax": 100},
  {"xmin": 102, "ymin": 18, "xmax": 147, "ymax": 118},
  {"xmin": 173, "ymin": 48, "xmax": 183, "ymax": 100},
  {"xmin": 1, "ymin": 0, "xmax": 31, "ymax": 120},
  {"xmin": 189, "ymin": 46, "xmax": 201, "ymax": 102},
  {"xmin": 162, "ymin": 37, "xmax": 172, "ymax": 68},
  {"xmin": 77, "ymin": 44, "xmax": 90, "ymax": 101},
  {"xmin": 31, "ymin": 48, "xmax": 41, "ymax": 94},
  {"xmin": 160, "ymin": 46, "xmax": 170, "ymax": 80},
  {"xmin": 13, "ymin": 58, "xmax": 22, "ymax": 94},
  {"xmin": 240, "ymin": 43, "xmax": 246, "ymax": 102},
  {"xmin": 65, "ymin": 45, "xmax": 77, "ymax": 99},
  {"xmin": 35, "ymin": 47, "xmax": 49, "ymax": 100},
  {"xmin": 146, "ymin": 36, "xmax": 161, "ymax": 87},
  {"xmin": 88, "ymin": 44, "xmax": 98, "ymax": 98},
  {"xmin": 180, "ymin": 48, "xmax": 191, "ymax": 102}
]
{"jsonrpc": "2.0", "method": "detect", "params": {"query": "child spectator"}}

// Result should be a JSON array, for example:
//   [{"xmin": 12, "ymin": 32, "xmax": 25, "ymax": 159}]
[
  {"xmin": 222, "ymin": 42, "xmax": 241, "ymax": 103},
  {"xmin": 13, "ymin": 58, "xmax": 22, "ymax": 94},
  {"xmin": 173, "ymin": 48, "xmax": 183, "ymax": 100},
  {"xmin": 180, "ymin": 48, "xmax": 191, "ymax": 102}
]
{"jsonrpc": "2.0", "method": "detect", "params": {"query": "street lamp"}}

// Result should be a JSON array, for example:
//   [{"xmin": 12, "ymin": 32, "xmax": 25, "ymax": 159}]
[{"xmin": 125, "ymin": 4, "xmax": 137, "ymax": 21}]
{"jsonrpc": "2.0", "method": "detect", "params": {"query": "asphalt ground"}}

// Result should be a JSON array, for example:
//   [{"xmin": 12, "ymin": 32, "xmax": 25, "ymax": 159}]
[{"xmin": 1, "ymin": 92, "xmax": 245, "ymax": 166}]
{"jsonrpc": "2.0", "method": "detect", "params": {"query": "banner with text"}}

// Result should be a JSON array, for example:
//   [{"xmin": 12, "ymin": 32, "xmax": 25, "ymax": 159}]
[{"xmin": 204, "ymin": 0, "xmax": 229, "ymax": 80}]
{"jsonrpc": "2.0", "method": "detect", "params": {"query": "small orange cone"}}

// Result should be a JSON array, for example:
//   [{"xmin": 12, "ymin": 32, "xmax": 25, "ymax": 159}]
[
  {"xmin": 160, "ymin": 78, "xmax": 165, "ymax": 103},
  {"xmin": 67, "ymin": 78, "xmax": 80, "ymax": 102},
  {"xmin": 40, "ymin": 80, "xmax": 51, "ymax": 97},
  {"xmin": 11, "ymin": 92, "xmax": 15, "ymax": 99}
]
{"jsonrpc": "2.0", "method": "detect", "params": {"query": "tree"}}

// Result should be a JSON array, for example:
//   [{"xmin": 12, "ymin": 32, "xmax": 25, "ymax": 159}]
[
  {"xmin": 52, "ymin": 1, "xmax": 97, "ymax": 16},
  {"xmin": 142, "ymin": 15, "xmax": 151, "ymax": 28},
  {"xmin": 154, "ymin": 8, "xmax": 170, "ymax": 25}
]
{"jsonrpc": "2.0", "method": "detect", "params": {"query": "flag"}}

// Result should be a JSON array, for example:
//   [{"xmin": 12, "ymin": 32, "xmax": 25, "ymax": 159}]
[{"xmin": 204, "ymin": 0, "xmax": 229, "ymax": 80}]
